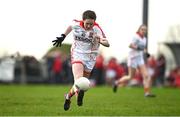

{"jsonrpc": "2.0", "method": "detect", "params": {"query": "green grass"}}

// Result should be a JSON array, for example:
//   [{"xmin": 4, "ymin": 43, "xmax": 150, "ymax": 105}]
[{"xmin": 0, "ymin": 84, "xmax": 180, "ymax": 116}]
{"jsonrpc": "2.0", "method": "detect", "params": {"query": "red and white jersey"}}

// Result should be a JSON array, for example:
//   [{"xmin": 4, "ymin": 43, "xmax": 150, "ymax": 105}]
[
  {"xmin": 128, "ymin": 33, "xmax": 147, "ymax": 58},
  {"xmin": 70, "ymin": 20, "xmax": 106, "ymax": 54}
]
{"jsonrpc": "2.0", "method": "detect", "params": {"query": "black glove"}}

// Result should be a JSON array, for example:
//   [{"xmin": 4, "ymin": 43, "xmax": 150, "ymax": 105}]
[
  {"xmin": 52, "ymin": 34, "xmax": 66, "ymax": 47},
  {"xmin": 145, "ymin": 52, "xmax": 150, "ymax": 58}
]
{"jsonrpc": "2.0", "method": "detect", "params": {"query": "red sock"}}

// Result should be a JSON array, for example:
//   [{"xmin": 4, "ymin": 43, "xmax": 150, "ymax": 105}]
[{"xmin": 68, "ymin": 90, "xmax": 75, "ymax": 99}]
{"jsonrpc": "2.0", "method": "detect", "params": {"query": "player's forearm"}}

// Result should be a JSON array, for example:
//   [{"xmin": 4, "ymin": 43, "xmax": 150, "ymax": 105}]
[
  {"xmin": 99, "ymin": 38, "xmax": 110, "ymax": 47},
  {"xmin": 129, "ymin": 43, "xmax": 145, "ymax": 50},
  {"xmin": 63, "ymin": 26, "xmax": 72, "ymax": 36},
  {"xmin": 129, "ymin": 43, "xmax": 137, "ymax": 49}
]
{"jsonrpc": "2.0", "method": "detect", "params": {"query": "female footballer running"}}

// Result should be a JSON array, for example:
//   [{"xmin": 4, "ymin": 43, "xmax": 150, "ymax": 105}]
[
  {"xmin": 52, "ymin": 10, "xmax": 110, "ymax": 111},
  {"xmin": 113, "ymin": 24, "xmax": 155, "ymax": 97}
]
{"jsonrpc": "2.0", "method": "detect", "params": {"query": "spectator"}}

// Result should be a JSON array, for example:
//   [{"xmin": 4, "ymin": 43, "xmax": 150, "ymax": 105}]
[
  {"xmin": 51, "ymin": 56, "xmax": 63, "ymax": 84},
  {"xmin": 105, "ymin": 57, "xmax": 125, "ymax": 86},
  {"xmin": 155, "ymin": 54, "xmax": 166, "ymax": 87},
  {"xmin": 91, "ymin": 54, "xmax": 105, "ymax": 85},
  {"xmin": 167, "ymin": 66, "xmax": 180, "ymax": 88}
]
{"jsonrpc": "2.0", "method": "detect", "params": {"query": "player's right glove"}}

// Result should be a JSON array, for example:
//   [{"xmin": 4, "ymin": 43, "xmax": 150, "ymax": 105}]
[{"xmin": 52, "ymin": 34, "xmax": 66, "ymax": 47}]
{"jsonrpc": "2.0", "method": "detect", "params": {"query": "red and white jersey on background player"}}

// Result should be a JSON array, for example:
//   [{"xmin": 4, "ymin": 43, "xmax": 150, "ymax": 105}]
[
  {"xmin": 127, "ymin": 33, "xmax": 147, "ymax": 68},
  {"xmin": 70, "ymin": 20, "xmax": 106, "ymax": 72}
]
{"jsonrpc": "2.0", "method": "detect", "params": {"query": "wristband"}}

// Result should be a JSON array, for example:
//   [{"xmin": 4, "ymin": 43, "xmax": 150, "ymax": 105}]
[{"xmin": 61, "ymin": 34, "xmax": 66, "ymax": 38}]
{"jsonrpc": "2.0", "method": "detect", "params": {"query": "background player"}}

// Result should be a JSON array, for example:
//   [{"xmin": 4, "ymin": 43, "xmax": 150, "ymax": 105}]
[{"xmin": 113, "ymin": 24, "xmax": 155, "ymax": 97}]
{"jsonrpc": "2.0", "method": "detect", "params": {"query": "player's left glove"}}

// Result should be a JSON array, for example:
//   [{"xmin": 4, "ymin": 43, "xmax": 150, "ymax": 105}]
[
  {"xmin": 145, "ymin": 52, "xmax": 150, "ymax": 58},
  {"xmin": 52, "ymin": 34, "xmax": 66, "ymax": 47}
]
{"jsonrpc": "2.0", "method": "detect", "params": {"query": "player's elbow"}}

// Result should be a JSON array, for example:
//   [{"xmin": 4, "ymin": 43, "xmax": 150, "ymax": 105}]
[
  {"xmin": 106, "ymin": 43, "xmax": 110, "ymax": 47},
  {"xmin": 102, "ymin": 42, "xmax": 110, "ymax": 47}
]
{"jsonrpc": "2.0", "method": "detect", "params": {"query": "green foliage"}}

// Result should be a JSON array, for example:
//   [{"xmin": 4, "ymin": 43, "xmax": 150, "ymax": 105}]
[
  {"xmin": 0, "ymin": 85, "xmax": 180, "ymax": 116},
  {"xmin": 47, "ymin": 43, "xmax": 71, "ymax": 55}
]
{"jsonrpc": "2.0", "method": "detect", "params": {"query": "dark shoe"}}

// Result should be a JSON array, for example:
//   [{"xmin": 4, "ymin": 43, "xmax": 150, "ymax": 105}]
[
  {"xmin": 77, "ymin": 90, "xmax": 84, "ymax": 106},
  {"xmin": 113, "ymin": 83, "xmax": 117, "ymax": 93},
  {"xmin": 145, "ymin": 93, "xmax": 156, "ymax": 97},
  {"xmin": 64, "ymin": 94, "xmax": 71, "ymax": 111}
]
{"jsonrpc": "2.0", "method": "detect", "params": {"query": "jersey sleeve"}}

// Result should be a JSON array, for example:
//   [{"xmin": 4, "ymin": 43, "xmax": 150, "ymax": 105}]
[
  {"xmin": 131, "ymin": 35, "xmax": 146, "ymax": 50},
  {"xmin": 131, "ymin": 35, "xmax": 139, "ymax": 45},
  {"xmin": 93, "ymin": 24, "xmax": 106, "ymax": 38},
  {"xmin": 70, "ymin": 19, "xmax": 81, "ymax": 29}
]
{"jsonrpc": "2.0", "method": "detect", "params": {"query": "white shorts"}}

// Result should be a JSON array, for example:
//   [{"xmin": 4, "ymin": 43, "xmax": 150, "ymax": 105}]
[
  {"xmin": 71, "ymin": 51, "xmax": 97, "ymax": 72},
  {"xmin": 127, "ymin": 55, "xmax": 144, "ymax": 69}
]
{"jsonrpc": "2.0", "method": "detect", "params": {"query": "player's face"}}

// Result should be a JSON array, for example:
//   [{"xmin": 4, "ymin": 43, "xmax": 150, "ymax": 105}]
[
  {"xmin": 83, "ymin": 19, "xmax": 95, "ymax": 30},
  {"xmin": 139, "ymin": 26, "xmax": 147, "ymax": 36}
]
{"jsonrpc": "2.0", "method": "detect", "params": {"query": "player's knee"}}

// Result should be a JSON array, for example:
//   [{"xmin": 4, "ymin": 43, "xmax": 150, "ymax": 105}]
[{"xmin": 126, "ymin": 75, "xmax": 132, "ymax": 80}]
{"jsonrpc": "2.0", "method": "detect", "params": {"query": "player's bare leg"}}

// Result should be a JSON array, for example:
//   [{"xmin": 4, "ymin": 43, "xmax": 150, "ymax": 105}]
[
  {"xmin": 64, "ymin": 63, "xmax": 84, "ymax": 110},
  {"xmin": 139, "ymin": 65, "xmax": 156, "ymax": 97},
  {"xmin": 113, "ymin": 67, "xmax": 136, "ymax": 92},
  {"xmin": 64, "ymin": 86, "xmax": 78, "ymax": 111},
  {"xmin": 77, "ymin": 71, "xmax": 90, "ymax": 106}
]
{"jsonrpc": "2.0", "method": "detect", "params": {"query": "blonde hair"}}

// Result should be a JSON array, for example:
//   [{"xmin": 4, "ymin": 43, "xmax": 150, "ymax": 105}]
[{"xmin": 137, "ymin": 24, "xmax": 147, "ymax": 32}]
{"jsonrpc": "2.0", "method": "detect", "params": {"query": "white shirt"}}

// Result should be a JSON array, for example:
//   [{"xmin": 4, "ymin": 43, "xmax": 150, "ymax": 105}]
[
  {"xmin": 70, "ymin": 20, "xmax": 106, "ymax": 54},
  {"xmin": 128, "ymin": 33, "xmax": 146, "ymax": 58}
]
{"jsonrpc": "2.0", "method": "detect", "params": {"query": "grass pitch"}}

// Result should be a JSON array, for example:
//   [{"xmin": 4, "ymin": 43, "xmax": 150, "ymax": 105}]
[{"xmin": 0, "ymin": 84, "xmax": 180, "ymax": 116}]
